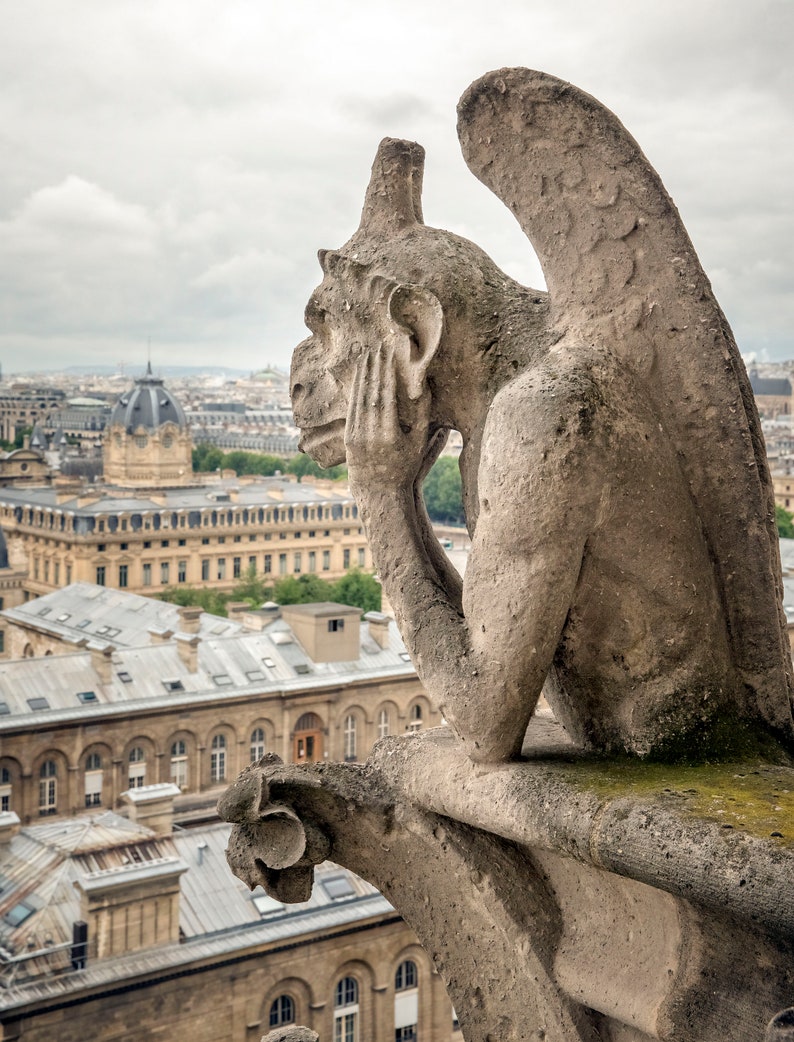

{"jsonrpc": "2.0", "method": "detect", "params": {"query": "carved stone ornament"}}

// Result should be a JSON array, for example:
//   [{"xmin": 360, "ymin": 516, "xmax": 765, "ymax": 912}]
[
  {"xmin": 290, "ymin": 67, "xmax": 794, "ymax": 764},
  {"xmin": 225, "ymin": 69, "xmax": 794, "ymax": 1042}
]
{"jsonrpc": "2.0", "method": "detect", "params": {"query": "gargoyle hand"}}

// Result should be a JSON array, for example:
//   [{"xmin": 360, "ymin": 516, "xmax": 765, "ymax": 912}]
[{"xmin": 345, "ymin": 342, "xmax": 432, "ymax": 491}]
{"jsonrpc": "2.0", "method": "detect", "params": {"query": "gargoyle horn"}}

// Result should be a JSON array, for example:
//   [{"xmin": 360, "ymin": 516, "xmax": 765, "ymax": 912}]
[{"xmin": 358, "ymin": 137, "xmax": 425, "ymax": 233}]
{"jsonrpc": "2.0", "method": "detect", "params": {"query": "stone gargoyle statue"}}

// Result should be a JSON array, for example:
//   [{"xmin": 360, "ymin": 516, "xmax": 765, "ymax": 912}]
[{"xmin": 290, "ymin": 68, "xmax": 794, "ymax": 763}]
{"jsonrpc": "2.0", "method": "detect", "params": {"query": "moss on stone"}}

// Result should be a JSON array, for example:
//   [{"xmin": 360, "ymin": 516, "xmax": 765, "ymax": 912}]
[{"xmin": 559, "ymin": 757, "xmax": 794, "ymax": 847}]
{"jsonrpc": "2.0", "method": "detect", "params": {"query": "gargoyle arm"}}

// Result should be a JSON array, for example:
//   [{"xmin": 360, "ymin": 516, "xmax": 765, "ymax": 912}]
[{"xmin": 353, "ymin": 377, "xmax": 600, "ymax": 761}]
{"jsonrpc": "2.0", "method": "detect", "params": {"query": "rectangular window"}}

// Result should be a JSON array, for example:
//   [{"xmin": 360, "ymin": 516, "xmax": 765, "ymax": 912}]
[
  {"xmin": 161, "ymin": 539, "xmax": 169, "ymax": 548},
  {"xmin": 294, "ymin": 552, "xmax": 301, "ymax": 573},
  {"xmin": 161, "ymin": 562, "xmax": 169, "ymax": 584},
  {"xmin": 178, "ymin": 560, "xmax": 187, "ymax": 583},
  {"xmin": 120, "ymin": 542, "xmax": 128, "ymax": 550},
  {"xmin": 201, "ymin": 559, "xmax": 210, "ymax": 581},
  {"xmin": 0, "ymin": 631, "xmax": 4, "ymax": 653},
  {"xmin": 328, "ymin": 619, "xmax": 344, "ymax": 632},
  {"xmin": 358, "ymin": 548, "xmax": 366, "ymax": 567},
  {"xmin": 343, "ymin": 549, "xmax": 351, "ymax": 569},
  {"xmin": 308, "ymin": 551, "xmax": 316, "ymax": 572},
  {"xmin": 202, "ymin": 536, "xmax": 210, "ymax": 545},
  {"xmin": 178, "ymin": 537, "xmax": 186, "ymax": 545},
  {"xmin": 96, "ymin": 565, "xmax": 106, "ymax": 586},
  {"xmin": 217, "ymin": 558, "xmax": 226, "ymax": 580},
  {"xmin": 44, "ymin": 560, "xmax": 50, "ymax": 583},
  {"xmin": 323, "ymin": 550, "xmax": 331, "ymax": 571},
  {"xmin": 128, "ymin": 761, "xmax": 146, "ymax": 788},
  {"xmin": 264, "ymin": 554, "xmax": 272, "ymax": 574},
  {"xmin": 142, "ymin": 562, "xmax": 152, "ymax": 586},
  {"xmin": 249, "ymin": 555, "xmax": 256, "ymax": 570},
  {"xmin": 143, "ymin": 540, "xmax": 152, "ymax": 549},
  {"xmin": 279, "ymin": 553, "xmax": 287, "ymax": 576},
  {"xmin": 233, "ymin": 556, "xmax": 241, "ymax": 578},
  {"xmin": 66, "ymin": 565, "xmax": 72, "ymax": 584},
  {"xmin": 118, "ymin": 564, "xmax": 128, "ymax": 588},
  {"xmin": 54, "ymin": 562, "xmax": 60, "ymax": 585}
]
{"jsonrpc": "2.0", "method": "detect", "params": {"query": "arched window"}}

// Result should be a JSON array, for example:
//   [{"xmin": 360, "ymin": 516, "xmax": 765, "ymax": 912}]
[
  {"xmin": 210, "ymin": 734, "xmax": 226, "ymax": 783},
  {"xmin": 269, "ymin": 995, "xmax": 295, "ymax": 1028},
  {"xmin": 395, "ymin": 960, "xmax": 417, "ymax": 990},
  {"xmin": 394, "ymin": 960, "xmax": 418, "ymax": 1041},
  {"xmin": 250, "ymin": 728, "xmax": 266, "ymax": 762},
  {"xmin": 84, "ymin": 752, "xmax": 103, "ymax": 807},
  {"xmin": 334, "ymin": 977, "xmax": 358, "ymax": 1042},
  {"xmin": 128, "ymin": 747, "xmax": 146, "ymax": 788},
  {"xmin": 377, "ymin": 708, "xmax": 390, "ymax": 739},
  {"xmin": 408, "ymin": 704, "xmax": 423, "ymax": 732},
  {"xmin": 170, "ymin": 740, "xmax": 188, "ymax": 790},
  {"xmin": 343, "ymin": 715, "xmax": 357, "ymax": 761},
  {"xmin": 0, "ymin": 767, "xmax": 11, "ymax": 813},
  {"xmin": 39, "ymin": 760, "xmax": 57, "ymax": 816}
]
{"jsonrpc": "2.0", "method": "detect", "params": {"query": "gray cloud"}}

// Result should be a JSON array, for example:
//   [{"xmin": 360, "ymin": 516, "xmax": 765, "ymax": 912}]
[{"xmin": 0, "ymin": 0, "xmax": 791, "ymax": 372}]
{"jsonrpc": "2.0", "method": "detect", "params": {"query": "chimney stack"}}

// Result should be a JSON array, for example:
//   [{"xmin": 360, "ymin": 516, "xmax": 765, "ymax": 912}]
[
  {"xmin": 0, "ymin": 811, "xmax": 21, "ymax": 850},
  {"xmin": 175, "ymin": 632, "xmax": 200, "ymax": 672},
  {"xmin": 365, "ymin": 611, "xmax": 392, "ymax": 650},
  {"xmin": 226, "ymin": 602, "xmax": 250, "ymax": 624},
  {"xmin": 88, "ymin": 641, "xmax": 114, "ymax": 685},
  {"xmin": 177, "ymin": 605, "xmax": 202, "ymax": 635}
]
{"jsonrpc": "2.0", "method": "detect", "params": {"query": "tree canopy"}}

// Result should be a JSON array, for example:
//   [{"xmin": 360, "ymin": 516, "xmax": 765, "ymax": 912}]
[
  {"xmin": 192, "ymin": 443, "xmax": 347, "ymax": 481},
  {"xmin": 160, "ymin": 567, "xmax": 381, "ymax": 617},
  {"xmin": 422, "ymin": 456, "xmax": 465, "ymax": 525},
  {"xmin": 776, "ymin": 504, "xmax": 794, "ymax": 539}
]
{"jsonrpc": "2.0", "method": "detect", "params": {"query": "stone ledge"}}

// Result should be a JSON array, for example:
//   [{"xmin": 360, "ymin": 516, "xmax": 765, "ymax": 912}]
[{"xmin": 370, "ymin": 720, "xmax": 794, "ymax": 937}]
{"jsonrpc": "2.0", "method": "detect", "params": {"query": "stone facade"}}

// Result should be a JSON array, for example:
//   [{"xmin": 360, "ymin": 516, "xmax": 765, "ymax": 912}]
[
  {"xmin": 0, "ymin": 590, "xmax": 434, "ymax": 824},
  {"xmin": 0, "ymin": 476, "xmax": 371, "ymax": 600}
]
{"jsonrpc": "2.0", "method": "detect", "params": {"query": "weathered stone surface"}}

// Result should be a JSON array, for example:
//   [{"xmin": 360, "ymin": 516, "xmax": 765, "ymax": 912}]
[
  {"xmin": 261, "ymin": 1029, "xmax": 319, "ymax": 1042},
  {"xmin": 290, "ymin": 69, "xmax": 794, "ymax": 763},
  {"xmin": 221, "ymin": 726, "xmax": 794, "ymax": 1041}
]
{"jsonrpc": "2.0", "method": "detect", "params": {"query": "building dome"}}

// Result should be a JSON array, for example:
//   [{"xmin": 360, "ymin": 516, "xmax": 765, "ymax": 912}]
[
  {"xmin": 109, "ymin": 363, "xmax": 187, "ymax": 434},
  {"xmin": 104, "ymin": 364, "xmax": 192, "ymax": 488}
]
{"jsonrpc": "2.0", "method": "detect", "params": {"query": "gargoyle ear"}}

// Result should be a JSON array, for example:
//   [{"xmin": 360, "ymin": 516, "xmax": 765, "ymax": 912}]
[{"xmin": 387, "ymin": 284, "xmax": 443, "ymax": 400}]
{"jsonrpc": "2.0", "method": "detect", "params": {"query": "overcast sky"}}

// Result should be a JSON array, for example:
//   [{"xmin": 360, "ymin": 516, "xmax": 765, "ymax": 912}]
[{"xmin": 1, "ymin": 0, "xmax": 792, "ymax": 376}]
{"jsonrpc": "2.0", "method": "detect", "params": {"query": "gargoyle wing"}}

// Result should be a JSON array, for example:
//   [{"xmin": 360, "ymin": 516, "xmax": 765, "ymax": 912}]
[{"xmin": 457, "ymin": 68, "xmax": 793, "ymax": 737}]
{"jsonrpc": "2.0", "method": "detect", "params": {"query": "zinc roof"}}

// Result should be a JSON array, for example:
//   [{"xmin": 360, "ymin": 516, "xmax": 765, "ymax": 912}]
[
  {"xmin": 1, "ymin": 581, "xmax": 243, "ymax": 648},
  {"xmin": 0, "ymin": 612, "xmax": 414, "ymax": 732},
  {"xmin": 0, "ymin": 813, "xmax": 393, "ymax": 1002}
]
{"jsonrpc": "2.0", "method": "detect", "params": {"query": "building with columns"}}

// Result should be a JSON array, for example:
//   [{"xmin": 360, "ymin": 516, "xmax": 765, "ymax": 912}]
[{"xmin": 0, "ymin": 368, "xmax": 370, "ymax": 600}]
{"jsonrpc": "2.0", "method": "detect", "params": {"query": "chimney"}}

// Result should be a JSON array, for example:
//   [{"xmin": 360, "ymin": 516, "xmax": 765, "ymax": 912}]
[
  {"xmin": 177, "ymin": 605, "xmax": 202, "ymax": 635},
  {"xmin": 226, "ymin": 601, "xmax": 250, "ymax": 623},
  {"xmin": 22, "ymin": 433, "xmax": 30, "ymax": 449},
  {"xmin": 122, "ymin": 782, "xmax": 182, "ymax": 836},
  {"xmin": 148, "ymin": 626, "xmax": 173, "ymax": 645},
  {"xmin": 88, "ymin": 641, "xmax": 114, "ymax": 685},
  {"xmin": 0, "ymin": 811, "xmax": 21, "ymax": 850},
  {"xmin": 175, "ymin": 631, "xmax": 199, "ymax": 672},
  {"xmin": 364, "ymin": 611, "xmax": 392, "ymax": 650}
]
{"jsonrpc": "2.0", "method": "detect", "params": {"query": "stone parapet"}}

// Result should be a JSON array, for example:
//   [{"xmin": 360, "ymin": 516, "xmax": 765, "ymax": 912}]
[{"xmin": 220, "ymin": 720, "xmax": 794, "ymax": 1042}]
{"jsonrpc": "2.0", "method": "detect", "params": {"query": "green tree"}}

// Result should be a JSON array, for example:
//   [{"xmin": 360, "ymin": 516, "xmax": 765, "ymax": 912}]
[
  {"xmin": 272, "ymin": 574, "xmax": 335, "ymax": 605},
  {"xmin": 231, "ymin": 564, "xmax": 271, "ymax": 606},
  {"xmin": 776, "ymin": 504, "xmax": 794, "ymax": 538},
  {"xmin": 286, "ymin": 453, "xmax": 347, "ymax": 481},
  {"xmin": 192, "ymin": 443, "xmax": 224, "ymax": 473},
  {"xmin": 158, "ymin": 585, "xmax": 230, "ymax": 616},
  {"xmin": 331, "ymin": 569, "xmax": 382, "ymax": 614},
  {"xmin": 422, "ymin": 456, "xmax": 465, "ymax": 525}
]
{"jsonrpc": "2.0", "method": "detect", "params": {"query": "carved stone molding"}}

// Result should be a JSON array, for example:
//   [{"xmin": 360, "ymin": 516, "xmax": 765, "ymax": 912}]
[{"xmin": 221, "ymin": 725, "xmax": 794, "ymax": 1042}]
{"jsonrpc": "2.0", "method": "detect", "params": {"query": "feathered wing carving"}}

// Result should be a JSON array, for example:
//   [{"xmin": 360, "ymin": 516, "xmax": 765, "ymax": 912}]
[{"xmin": 457, "ymin": 68, "xmax": 794, "ymax": 737}]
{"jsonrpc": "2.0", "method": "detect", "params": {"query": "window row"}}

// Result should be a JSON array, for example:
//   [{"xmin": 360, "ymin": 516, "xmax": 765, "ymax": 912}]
[
  {"xmin": 1, "ymin": 702, "xmax": 426, "ymax": 816},
  {"xmin": 94, "ymin": 547, "xmax": 368, "ymax": 587},
  {"xmin": 9, "ymin": 502, "xmax": 360, "ymax": 534},
  {"xmin": 268, "ymin": 962, "xmax": 419, "ymax": 1042}
]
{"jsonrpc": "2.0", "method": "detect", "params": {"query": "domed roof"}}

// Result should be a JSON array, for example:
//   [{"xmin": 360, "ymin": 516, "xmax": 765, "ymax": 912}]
[{"xmin": 110, "ymin": 363, "xmax": 186, "ymax": 433}]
